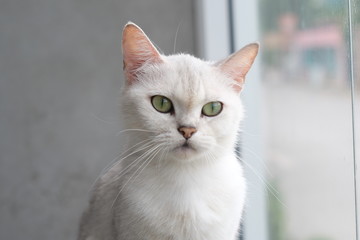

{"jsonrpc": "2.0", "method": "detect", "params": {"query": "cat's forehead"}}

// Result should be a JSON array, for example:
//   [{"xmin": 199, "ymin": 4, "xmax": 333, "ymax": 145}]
[
  {"xmin": 133, "ymin": 54, "xmax": 234, "ymax": 107},
  {"xmin": 161, "ymin": 55, "xmax": 228, "ymax": 99}
]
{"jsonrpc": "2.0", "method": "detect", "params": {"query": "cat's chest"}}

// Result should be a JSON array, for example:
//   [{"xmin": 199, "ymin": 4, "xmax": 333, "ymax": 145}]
[
  {"xmin": 115, "ymin": 158, "xmax": 245, "ymax": 240},
  {"xmin": 123, "ymin": 160, "xmax": 244, "ymax": 222}
]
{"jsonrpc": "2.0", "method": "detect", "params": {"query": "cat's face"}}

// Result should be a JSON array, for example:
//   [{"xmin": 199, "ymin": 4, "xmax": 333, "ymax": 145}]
[
  {"xmin": 122, "ymin": 55, "xmax": 243, "ymax": 161},
  {"xmin": 121, "ymin": 23, "xmax": 258, "ymax": 162}
]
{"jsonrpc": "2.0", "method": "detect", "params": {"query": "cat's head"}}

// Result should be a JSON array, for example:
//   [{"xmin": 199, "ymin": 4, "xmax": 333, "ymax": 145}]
[{"xmin": 120, "ymin": 22, "xmax": 258, "ymax": 163}]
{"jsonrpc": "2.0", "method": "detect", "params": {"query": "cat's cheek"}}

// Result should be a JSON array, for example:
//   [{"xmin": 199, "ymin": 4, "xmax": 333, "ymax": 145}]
[
  {"xmin": 204, "ymin": 116, "xmax": 230, "ymax": 137},
  {"xmin": 136, "ymin": 102, "xmax": 176, "ymax": 132},
  {"xmin": 203, "ymin": 118, "xmax": 239, "ymax": 151}
]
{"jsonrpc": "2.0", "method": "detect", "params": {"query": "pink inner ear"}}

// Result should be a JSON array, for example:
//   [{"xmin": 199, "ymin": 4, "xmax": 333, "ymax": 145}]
[
  {"xmin": 222, "ymin": 63, "xmax": 247, "ymax": 92},
  {"xmin": 122, "ymin": 23, "xmax": 162, "ymax": 84},
  {"xmin": 218, "ymin": 43, "xmax": 259, "ymax": 92}
]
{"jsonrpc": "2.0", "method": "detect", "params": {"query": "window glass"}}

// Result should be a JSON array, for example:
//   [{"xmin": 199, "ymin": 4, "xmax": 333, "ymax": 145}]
[
  {"xmin": 257, "ymin": 0, "xmax": 357, "ymax": 239},
  {"xmin": 352, "ymin": 0, "xmax": 360, "ymax": 235}
]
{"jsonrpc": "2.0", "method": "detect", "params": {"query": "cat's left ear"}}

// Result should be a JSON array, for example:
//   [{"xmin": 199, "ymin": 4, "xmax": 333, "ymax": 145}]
[
  {"xmin": 122, "ymin": 22, "xmax": 163, "ymax": 84},
  {"xmin": 217, "ymin": 43, "xmax": 259, "ymax": 92}
]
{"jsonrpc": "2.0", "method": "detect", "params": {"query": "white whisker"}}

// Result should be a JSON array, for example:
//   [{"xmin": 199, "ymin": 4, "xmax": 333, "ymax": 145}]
[
  {"xmin": 103, "ymin": 139, "xmax": 155, "ymax": 173},
  {"xmin": 116, "ymin": 128, "xmax": 157, "ymax": 136},
  {"xmin": 215, "ymin": 143, "xmax": 286, "ymax": 208},
  {"xmin": 88, "ymin": 139, "xmax": 156, "ymax": 193},
  {"xmin": 241, "ymin": 146, "xmax": 274, "ymax": 178},
  {"xmin": 90, "ymin": 112, "xmax": 117, "ymax": 125},
  {"xmin": 111, "ymin": 143, "xmax": 164, "ymax": 208},
  {"xmin": 236, "ymin": 152, "xmax": 287, "ymax": 208},
  {"xmin": 238, "ymin": 156, "xmax": 279, "ymax": 195},
  {"xmin": 107, "ymin": 142, "xmax": 160, "ymax": 185},
  {"xmin": 173, "ymin": 20, "xmax": 182, "ymax": 54},
  {"xmin": 156, "ymin": 142, "xmax": 168, "ymax": 170}
]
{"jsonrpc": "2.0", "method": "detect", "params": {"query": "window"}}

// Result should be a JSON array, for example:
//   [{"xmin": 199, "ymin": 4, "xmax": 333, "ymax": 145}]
[{"xmin": 196, "ymin": 0, "xmax": 359, "ymax": 239}]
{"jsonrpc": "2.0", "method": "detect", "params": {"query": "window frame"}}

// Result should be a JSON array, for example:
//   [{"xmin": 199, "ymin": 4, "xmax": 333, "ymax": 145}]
[{"xmin": 194, "ymin": 1, "xmax": 268, "ymax": 239}]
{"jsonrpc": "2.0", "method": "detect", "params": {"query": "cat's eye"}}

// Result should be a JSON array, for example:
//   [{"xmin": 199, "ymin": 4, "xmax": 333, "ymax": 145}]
[
  {"xmin": 202, "ymin": 101, "xmax": 223, "ymax": 117},
  {"xmin": 151, "ymin": 95, "xmax": 173, "ymax": 113}
]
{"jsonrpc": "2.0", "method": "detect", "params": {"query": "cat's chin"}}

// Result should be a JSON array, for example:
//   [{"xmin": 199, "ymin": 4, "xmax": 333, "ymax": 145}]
[{"xmin": 170, "ymin": 142, "xmax": 206, "ymax": 162}]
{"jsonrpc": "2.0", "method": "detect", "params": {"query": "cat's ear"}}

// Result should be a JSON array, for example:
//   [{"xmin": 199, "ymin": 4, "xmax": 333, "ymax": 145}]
[
  {"xmin": 122, "ymin": 22, "xmax": 163, "ymax": 84},
  {"xmin": 217, "ymin": 43, "xmax": 259, "ymax": 92}
]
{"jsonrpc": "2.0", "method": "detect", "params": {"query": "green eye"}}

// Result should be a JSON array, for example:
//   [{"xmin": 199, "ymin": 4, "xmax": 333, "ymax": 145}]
[
  {"xmin": 202, "ymin": 101, "xmax": 223, "ymax": 117},
  {"xmin": 151, "ymin": 95, "xmax": 173, "ymax": 113}
]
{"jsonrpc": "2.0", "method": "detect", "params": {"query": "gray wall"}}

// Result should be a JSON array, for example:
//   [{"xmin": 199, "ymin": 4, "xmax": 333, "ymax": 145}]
[{"xmin": 0, "ymin": 1, "xmax": 196, "ymax": 239}]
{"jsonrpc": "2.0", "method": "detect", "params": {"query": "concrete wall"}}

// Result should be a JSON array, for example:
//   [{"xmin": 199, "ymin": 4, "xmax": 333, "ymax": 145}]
[{"xmin": 0, "ymin": 1, "xmax": 195, "ymax": 239}]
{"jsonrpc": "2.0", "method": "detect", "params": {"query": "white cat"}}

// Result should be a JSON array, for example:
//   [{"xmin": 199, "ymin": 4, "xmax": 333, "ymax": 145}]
[{"xmin": 78, "ymin": 22, "xmax": 258, "ymax": 240}]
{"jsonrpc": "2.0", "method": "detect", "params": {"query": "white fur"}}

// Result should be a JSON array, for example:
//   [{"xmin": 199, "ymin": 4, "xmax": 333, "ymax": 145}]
[{"xmin": 78, "ymin": 53, "xmax": 247, "ymax": 240}]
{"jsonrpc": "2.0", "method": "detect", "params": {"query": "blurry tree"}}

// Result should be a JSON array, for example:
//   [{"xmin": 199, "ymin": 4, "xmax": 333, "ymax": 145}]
[{"xmin": 259, "ymin": 0, "xmax": 347, "ymax": 33}]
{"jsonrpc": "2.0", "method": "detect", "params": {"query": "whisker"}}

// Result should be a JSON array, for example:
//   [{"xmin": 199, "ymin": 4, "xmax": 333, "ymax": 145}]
[
  {"xmin": 241, "ymin": 130, "xmax": 261, "ymax": 138},
  {"xmin": 90, "ymin": 112, "xmax": 117, "ymax": 125},
  {"xmin": 102, "ymin": 139, "xmax": 155, "ymax": 174},
  {"xmin": 158, "ymin": 143, "xmax": 171, "ymax": 170},
  {"xmin": 241, "ymin": 146, "xmax": 274, "ymax": 178},
  {"xmin": 128, "ymin": 145, "xmax": 163, "ymax": 187},
  {"xmin": 111, "ymin": 144, "xmax": 164, "ymax": 208},
  {"xmin": 156, "ymin": 142, "xmax": 168, "ymax": 170},
  {"xmin": 205, "ymin": 151, "xmax": 216, "ymax": 166},
  {"xmin": 215, "ymin": 143, "xmax": 286, "ymax": 207},
  {"xmin": 173, "ymin": 20, "xmax": 182, "ymax": 54},
  {"xmin": 233, "ymin": 148, "xmax": 279, "ymax": 195},
  {"xmin": 204, "ymin": 153, "xmax": 211, "ymax": 166},
  {"xmin": 116, "ymin": 128, "xmax": 157, "ymax": 136},
  {"xmin": 236, "ymin": 153, "xmax": 287, "ymax": 208},
  {"xmin": 238, "ymin": 156, "xmax": 279, "ymax": 195},
  {"xmin": 107, "ymin": 142, "xmax": 160, "ymax": 185},
  {"xmin": 88, "ymin": 139, "xmax": 155, "ymax": 192}
]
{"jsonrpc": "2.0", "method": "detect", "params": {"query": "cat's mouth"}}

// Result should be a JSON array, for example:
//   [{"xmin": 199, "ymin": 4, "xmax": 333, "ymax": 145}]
[
  {"xmin": 174, "ymin": 141, "xmax": 196, "ymax": 152},
  {"xmin": 181, "ymin": 142, "xmax": 193, "ymax": 149},
  {"xmin": 170, "ymin": 139, "xmax": 203, "ymax": 160}
]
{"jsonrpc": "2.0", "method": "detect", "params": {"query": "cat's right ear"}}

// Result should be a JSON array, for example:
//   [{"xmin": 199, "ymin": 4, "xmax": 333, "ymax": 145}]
[{"xmin": 122, "ymin": 22, "xmax": 163, "ymax": 84}]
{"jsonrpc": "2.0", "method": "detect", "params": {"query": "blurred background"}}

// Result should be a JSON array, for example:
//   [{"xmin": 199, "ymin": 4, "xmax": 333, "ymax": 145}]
[
  {"xmin": 0, "ymin": 0, "xmax": 359, "ymax": 240},
  {"xmin": 258, "ymin": 0, "xmax": 360, "ymax": 239}
]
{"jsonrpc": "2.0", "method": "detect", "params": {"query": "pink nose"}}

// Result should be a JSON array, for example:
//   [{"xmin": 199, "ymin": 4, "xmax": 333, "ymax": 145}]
[{"xmin": 178, "ymin": 126, "xmax": 197, "ymax": 139}]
